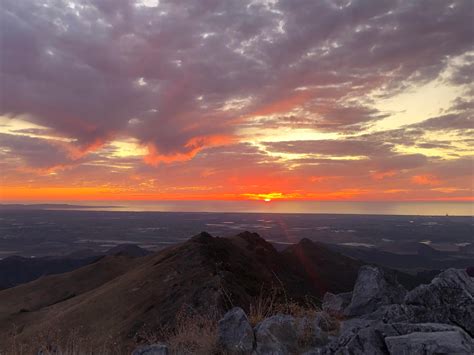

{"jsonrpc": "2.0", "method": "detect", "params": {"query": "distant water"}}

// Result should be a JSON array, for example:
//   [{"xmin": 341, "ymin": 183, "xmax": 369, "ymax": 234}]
[{"xmin": 18, "ymin": 200, "xmax": 473, "ymax": 216}]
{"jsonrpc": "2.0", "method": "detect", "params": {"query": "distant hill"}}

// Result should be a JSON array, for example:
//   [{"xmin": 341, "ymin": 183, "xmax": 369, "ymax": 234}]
[
  {"xmin": 0, "ymin": 203, "xmax": 96, "ymax": 210},
  {"xmin": 327, "ymin": 243, "xmax": 474, "ymax": 271},
  {"xmin": 0, "ymin": 232, "xmax": 433, "ymax": 350},
  {"xmin": 0, "ymin": 244, "xmax": 151, "ymax": 289}
]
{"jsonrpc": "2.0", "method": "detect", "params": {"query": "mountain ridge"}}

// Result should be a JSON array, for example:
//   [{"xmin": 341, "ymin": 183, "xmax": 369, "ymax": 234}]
[{"xmin": 0, "ymin": 231, "xmax": 435, "ymax": 351}]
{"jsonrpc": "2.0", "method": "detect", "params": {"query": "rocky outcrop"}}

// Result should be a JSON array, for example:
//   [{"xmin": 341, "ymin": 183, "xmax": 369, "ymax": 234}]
[
  {"xmin": 404, "ymin": 268, "xmax": 474, "ymax": 335},
  {"xmin": 385, "ymin": 329, "xmax": 473, "ymax": 354},
  {"xmin": 254, "ymin": 315, "xmax": 299, "ymax": 354},
  {"xmin": 131, "ymin": 267, "xmax": 473, "ymax": 355},
  {"xmin": 316, "ymin": 267, "xmax": 474, "ymax": 354},
  {"xmin": 344, "ymin": 266, "xmax": 407, "ymax": 317},
  {"xmin": 217, "ymin": 307, "xmax": 254, "ymax": 354},
  {"xmin": 322, "ymin": 292, "xmax": 352, "ymax": 317},
  {"xmin": 295, "ymin": 317, "xmax": 329, "ymax": 348},
  {"xmin": 214, "ymin": 311, "xmax": 330, "ymax": 354}
]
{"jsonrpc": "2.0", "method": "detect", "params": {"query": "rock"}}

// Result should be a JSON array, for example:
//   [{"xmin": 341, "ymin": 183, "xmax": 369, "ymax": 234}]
[
  {"xmin": 324, "ymin": 321, "xmax": 474, "ymax": 355},
  {"xmin": 295, "ymin": 317, "xmax": 328, "ymax": 349},
  {"xmin": 363, "ymin": 304, "xmax": 419, "ymax": 323},
  {"xmin": 314, "ymin": 311, "xmax": 338, "ymax": 332},
  {"xmin": 217, "ymin": 307, "xmax": 254, "ymax": 353},
  {"xmin": 332, "ymin": 324, "xmax": 390, "ymax": 354},
  {"xmin": 404, "ymin": 268, "xmax": 474, "ymax": 336},
  {"xmin": 131, "ymin": 344, "xmax": 169, "ymax": 355},
  {"xmin": 344, "ymin": 266, "xmax": 406, "ymax": 317},
  {"xmin": 388, "ymin": 321, "xmax": 467, "ymax": 334},
  {"xmin": 385, "ymin": 330, "xmax": 474, "ymax": 354},
  {"xmin": 322, "ymin": 292, "xmax": 352, "ymax": 317},
  {"xmin": 254, "ymin": 314, "xmax": 298, "ymax": 355},
  {"xmin": 325, "ymin": 319, "xmax": 395, "ymax": 355}
]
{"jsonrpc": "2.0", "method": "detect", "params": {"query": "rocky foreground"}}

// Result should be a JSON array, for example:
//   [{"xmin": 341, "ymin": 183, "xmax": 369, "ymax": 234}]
[{"xmin": 134, "ymin": 266, "xmax": 474, "ymax": 354}]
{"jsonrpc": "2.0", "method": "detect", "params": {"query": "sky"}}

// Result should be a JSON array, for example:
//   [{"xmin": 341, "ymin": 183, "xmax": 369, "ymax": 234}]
[{"xmin": 0, "ymin": 0, "xmax": 473, "ymax": 202}]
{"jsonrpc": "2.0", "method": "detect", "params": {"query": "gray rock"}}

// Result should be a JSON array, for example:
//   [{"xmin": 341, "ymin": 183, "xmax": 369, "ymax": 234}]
[
  {"xmin": 217, "ymin": 307, "xmax": 254, "ymax": 354},
  {"xmin": 295, "ymin": 317, "xmax": 329, "ymax": 349},
  {"xmin": 324, "ymin": 321, "xmax": 474, "ymax": 355},
  {"xmin": 389, "ymin": 322, "xmax": 469, "ymax": 334},
  {"xmin": 131, "ymin": 344, "xmax": 169, "ymax": 355},
  {"xmin": 344, "ymin": 266, "xmax": 406, "ymax": 317},
  {"xmin": 325, "ymin": 319, "xmax": 396, "ymax": 355},
  {"xmin": 254, "ymin": 314, "xmax": 298, "ymax": 355},
  {"xmin": 385, "ymin": 330, "xmax": 474, "ymax": 355},
  {"xmin": 404, "ymin": 268, "xmax": 474, "ymax": 336},
  {"xmin": 322, "ymin": 292, "xmax": 352, "ymax": 317},
  {"xmin": 362, "ymin": 304, "xmax": 417, "ymax": 323},
  {"xmin": 334, "ymin": 325, "xmax": 391, "ymax": 354},
  {"xmin": 314, "ymin": 311, "xmax": 338, "ymax": 332}
]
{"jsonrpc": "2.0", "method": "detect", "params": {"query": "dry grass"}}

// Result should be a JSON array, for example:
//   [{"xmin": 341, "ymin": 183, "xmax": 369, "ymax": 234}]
[
  {"xmin": 138, "ymin": 305, "xmax": 222, "ymax": 355},
  {"xmin": 5, "ymin": 287, "xmax": 332, "ymax": 355},
  {"xmin": 5, "ymin": 325, "xmax": 125, "ymax": 355},
  {"xmin": 248, "ymin": 284, "xmax": 321, "ymax": 326}
]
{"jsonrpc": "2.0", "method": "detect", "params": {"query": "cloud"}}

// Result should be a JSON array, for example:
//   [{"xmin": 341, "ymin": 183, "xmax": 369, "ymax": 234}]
[
  {"xmin": 0, "ymin": 133, "xmax": 78, "ymax": 171},
  {"xmin": 410, "ymin": 113, "xmax": 473, "ymax": 131},
  {"xmin": 263, "ymin": 139, "xmax": 393, "ymax": 157},
  {"xmin": 0, "ymin": 0, "xmax": 473, "ymax": 201},
  {"xmin": 1, "ymin": 0, "xmax": 472, "ymax": 164},
  {"xmin": 411, "ymin": 174, "xmax": 441, "ymax": 186}
]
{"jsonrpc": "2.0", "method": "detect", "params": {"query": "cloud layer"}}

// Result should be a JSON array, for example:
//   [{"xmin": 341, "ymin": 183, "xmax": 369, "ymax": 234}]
[{"xmin": 0, "ymin": 0, "xmax": 473, "ymax": 200}]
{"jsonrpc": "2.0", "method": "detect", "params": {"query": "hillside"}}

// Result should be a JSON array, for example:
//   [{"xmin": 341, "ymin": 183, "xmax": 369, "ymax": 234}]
[
  {"xmin": 0, "ymin": 244, "xmax": 151, "ymax": 290},
  {"xmin": 0, "ymin": 231, "xmax": 423, "ymax": 352}
]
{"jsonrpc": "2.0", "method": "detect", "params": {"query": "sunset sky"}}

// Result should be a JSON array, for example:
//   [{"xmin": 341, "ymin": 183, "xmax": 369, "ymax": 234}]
[{"xmin": 0, "ymin": 0, "xmax": 473, "ymax": 202}]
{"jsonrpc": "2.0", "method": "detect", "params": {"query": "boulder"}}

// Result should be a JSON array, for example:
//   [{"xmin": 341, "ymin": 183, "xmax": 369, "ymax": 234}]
[
  {"xmin": 314, "ymin": 311, "xmax": 338, "ymax": 332},
  {"xmin": 325, "ymin": 319, "xmax": 395, "ymax": 355},
  {"xmin": 295, "ymin": 317, "xmax": 328, "ymax": 349},
  {"xmin": 344, "ymin": 266, "xmax": 406, "ymax": 317},
  {"xmin": 322, "ymin": 292, "xmax": 352, "ymax": 317},
  {"xmin": 217, "ymin": 307, "xmax": 254, "ymax": 353},
  {"xmin": 254, "ymin": 314, "xmax": 298, "ymax": 354},
  {"xmin": 404, "ymin": 268, "xmax": 474, "ymax": 335},
  {"xmin": 131, "ymin": 344, "xmax": 169, "ymax": 355},
  {"xmin": 385, "ymin": 330, "xmax": 474, "ymax": 354},
  {"xmin": 362, "ymin": 304, "xmax": 419, "ymax": 324},
  {"xmin": 322, "ymin": 321, "xmax": 474, "ymax": 355}
]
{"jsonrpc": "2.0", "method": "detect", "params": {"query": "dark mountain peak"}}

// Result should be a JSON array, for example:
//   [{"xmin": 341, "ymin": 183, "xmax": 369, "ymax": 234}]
[
  {"xmin": 235, "ymin": 231, "xmax": 260, "ymax": 239},
  {"xmin": 289, "ymin": 238, "xmax": 331, "ymax": 256},
  {"xmin": 106, "ymin": 244, "xmax": 150, "ymax": 258},
  {"xmin": 297, "ymin": 238, "xmax": 318, "ymax": 247},
  {"xmin": 190, "ymin": 231, "xmax": 215, "ymax": 243},
  {"xmin": 232, "ymin": 231, "xmax": 275, "ymax": 251}
]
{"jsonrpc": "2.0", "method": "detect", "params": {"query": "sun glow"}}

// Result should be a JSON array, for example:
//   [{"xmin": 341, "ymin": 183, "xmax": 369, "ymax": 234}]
[{"xmin": 241, "ymin": 192, "xmax": 294, "ymax": 201}]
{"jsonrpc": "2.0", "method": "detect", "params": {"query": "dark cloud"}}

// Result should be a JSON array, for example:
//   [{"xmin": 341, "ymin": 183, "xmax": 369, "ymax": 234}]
[
  {"xmin": 410, "ymin": 114, "xmax": 473, "ymax": 131},
  {"xmin": 263, "ymin": 139, "xmax": 393, "ymax": 157},
  {"xmin": 0, "ymin": 133, "xmax": 76, "ymax": 169},
  {"xmin": 1, "ymin": 0, "xmax": 473, "ymax": 162}
]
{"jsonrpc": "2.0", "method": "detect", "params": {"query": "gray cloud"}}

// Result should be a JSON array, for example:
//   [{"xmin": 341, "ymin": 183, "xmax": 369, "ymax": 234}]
[
  {"xmin": 0, "ymin": 133, "xmax": 76, "ymax": 169},
  {"xmin": 263, "ymin": 139, "xmax": 393, "ymax": 157},
  {"xmin": 0, "ymin": 0, "xmax": 473, "ymax": 163}
]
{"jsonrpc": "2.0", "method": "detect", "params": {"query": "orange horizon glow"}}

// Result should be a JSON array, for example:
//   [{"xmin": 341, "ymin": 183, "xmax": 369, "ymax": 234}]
[{"xmin": 1, "ymin": 187, "xmax": 472, "ymax": 202}]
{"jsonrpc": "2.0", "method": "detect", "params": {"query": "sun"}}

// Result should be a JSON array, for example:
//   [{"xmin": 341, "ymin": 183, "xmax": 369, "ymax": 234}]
[{"xmin": 264, "ymin": 198, "xmax": 272, "ymax": 202}]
